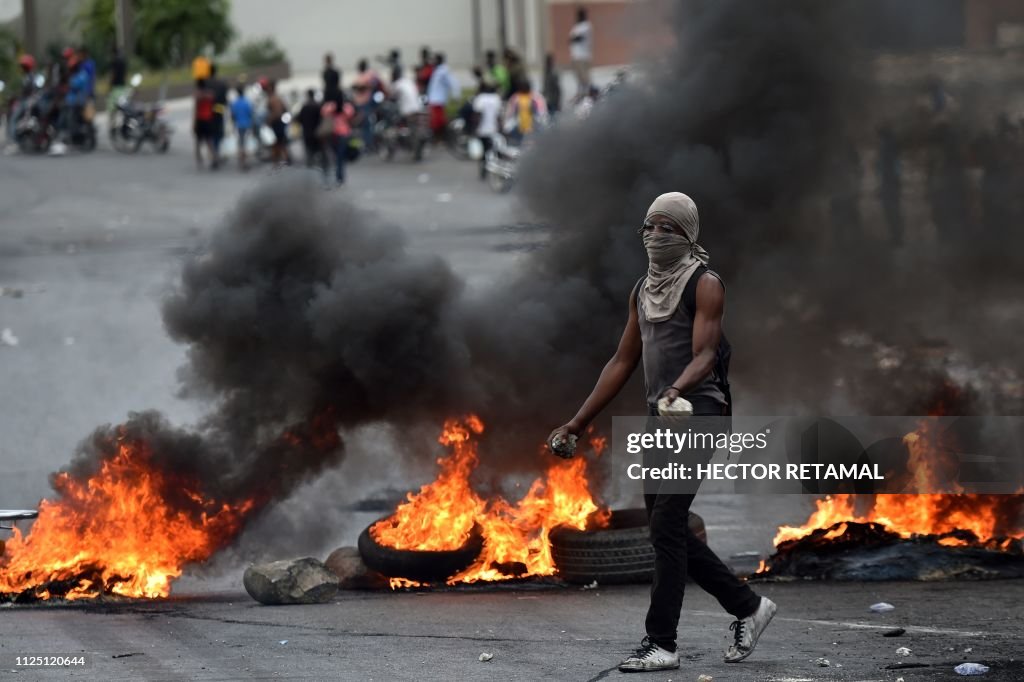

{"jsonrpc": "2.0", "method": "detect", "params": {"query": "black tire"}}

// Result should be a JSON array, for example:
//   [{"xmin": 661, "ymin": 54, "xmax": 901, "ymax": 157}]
[
  {"xmin": 550, "ymin": 509, "xmax": 707, "ymax": 585},
  {"xmin": 358, "ymin": 518, "xmax": 484, "ymax": 584}
]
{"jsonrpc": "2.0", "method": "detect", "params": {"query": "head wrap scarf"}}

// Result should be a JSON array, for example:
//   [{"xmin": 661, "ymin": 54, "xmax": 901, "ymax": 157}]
[{"xmin": 638, "ymin": 192, "xmax": 710, "ymax": 323}]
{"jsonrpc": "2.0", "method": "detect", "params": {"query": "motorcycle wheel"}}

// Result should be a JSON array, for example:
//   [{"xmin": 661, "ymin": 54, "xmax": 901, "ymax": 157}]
[{"xmin": 488, "ymin": 171, "xmax": 514, "ymax": 194}]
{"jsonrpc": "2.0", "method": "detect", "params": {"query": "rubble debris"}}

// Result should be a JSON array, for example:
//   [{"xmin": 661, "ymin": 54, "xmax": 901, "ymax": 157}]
[
  {"xmin": 954, "ymin": 663, "xmax": 990, "ymax": 676},
  {"xmin": 964, "ymin": 647, "xmax": 974, "ymax": 653},
  {"xmin": 896, "ymin": 647, "xmax": 912, "ymax": 656},
  {"xmin": 581, "ymin": 580, "xmax": 598, "ymax": 590},
  {"xmin": 883, "ymin": 628, "xmax": 906, "ymax": 637},
  {"xmin": 697, "ymin": 675, "xmax": 713, "ymax": 682},
  {"xmin": 815, "ymin": 657, "xmax": 831, "ymax": 667},
  {"xmin": 549, "ymin": 433, "xmax": 578, "ymax": 458},
  {"xmin": 279, "ymin": 640, "xmax": 288, "ymax": 645},
  {"xmin": 0, "ymin": 328, "xmax": 19, "ymax": 347},
  {"xmin": 243, "ymin": 557, "xmax": 339, "ymax": 605},
  {"xmin": 870, "ymin": 602, "xmax": 896, "ymax": 613},
  {"xmin": 324, "ymin": 546, "xmax": 389, "ymax": 590},
  {"xmin": 479, "ymin": 653, "xmax": 493, "ymax": 662}
]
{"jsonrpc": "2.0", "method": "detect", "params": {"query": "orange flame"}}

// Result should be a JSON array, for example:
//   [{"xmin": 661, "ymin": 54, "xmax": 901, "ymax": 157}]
[
  {"xmin": 372, "ymin": 416, "xmax": 609, "ymax": 585},
  {"xmin": 770, "ymin": 422, "xmax": 1023, "ymax": 550},
  {"xmin": 0, "ymin": 438, "xmax": 252, "ymax": 601}
]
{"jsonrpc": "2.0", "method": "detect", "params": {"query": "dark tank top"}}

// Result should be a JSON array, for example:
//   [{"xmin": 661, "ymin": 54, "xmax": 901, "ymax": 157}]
[{"xmin": 636, "ymin": 270, "xmax": 727, "ymax": 408}]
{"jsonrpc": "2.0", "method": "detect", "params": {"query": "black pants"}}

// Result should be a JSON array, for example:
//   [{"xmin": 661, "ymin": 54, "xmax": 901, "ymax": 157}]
[
  {"xmin": 644, "ymin": 399, "xmax": 760, "ymax": 651},
  {"xmin": 478, "ymin": 135, "xmax": 493, "ymax": 179}
]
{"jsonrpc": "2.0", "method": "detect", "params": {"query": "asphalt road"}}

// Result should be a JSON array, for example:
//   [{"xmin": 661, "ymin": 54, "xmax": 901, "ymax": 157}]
[{"xmin": 2, "ymin": 118, "xmax": 1021, "ymax": 682}]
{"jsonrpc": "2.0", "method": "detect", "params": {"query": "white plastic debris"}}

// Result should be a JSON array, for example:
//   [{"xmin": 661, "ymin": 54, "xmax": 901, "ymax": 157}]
[
  {"xmin": 869, "ymin": 602, "xmax": 895, "ymax": 613},
  {"xmin": 1, "ymin": 328, "xmax": 19, "ymax": 347},
  {"xmin": 479, "ymin": 653, "xmax": 493, "ymax": 662},
  {"xmin": 896, "ymin": 647, "xmax": 912, "ymax": 656},
  {"xmin": 954, "ymin": 663, "xmax": 990, "ymax": 676},
  {"xmin": 697, "ymin": 675, "xmax": 713, "ymax": 682},
  {"xmin": 896, "ymin": 678, "xmax": 905, "ymax": 682},
  {"xmin": 581, "ymin": 580, "xmax": 598, "ymax": 590},
  {"xmin": 964, "ymin": 647, "xmax": 974, "ymax": 654},
  {"xmin": 278, "ymin": 640, "xmax": 288, "ymax": 645},
  {"xmin": 815, "ymin": 657, "xmax": 831, "ymax": 667}
]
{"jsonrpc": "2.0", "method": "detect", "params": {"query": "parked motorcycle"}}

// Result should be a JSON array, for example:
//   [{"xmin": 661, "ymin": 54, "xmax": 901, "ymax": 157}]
[
  {"xmin": 110, "ymin": 74, "xmax": 172, "ymax": 154},
  {"xmin": 374, "ymin": 100, "xmax": 428, "ymax": 162}
]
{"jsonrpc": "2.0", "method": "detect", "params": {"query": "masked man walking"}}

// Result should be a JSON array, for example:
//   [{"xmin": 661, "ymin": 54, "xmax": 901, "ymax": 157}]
[{"xmin": 548, "ymin": 192, "xmax": 776, "ymax": 673}]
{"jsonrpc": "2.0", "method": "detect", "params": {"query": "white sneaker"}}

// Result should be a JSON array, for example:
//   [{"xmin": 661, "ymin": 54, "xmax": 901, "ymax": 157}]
[
  {"xmin": 725, "ymin": 596, "xmax": 777, "ymax": 663},
  {"xmin": 48, "ymin": 142, "xmax": 68, "ymax": 156},
  {"xmin": 618, "ymin": 637, "xmax": 680, "ymax": 673}
]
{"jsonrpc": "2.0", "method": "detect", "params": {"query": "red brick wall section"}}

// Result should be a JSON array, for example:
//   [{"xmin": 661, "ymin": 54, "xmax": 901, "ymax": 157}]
[
  {"xmin": 547, "ymin": 0, "xmax": 675, "ymax": 67},
  {"xmin": 965, "ymin": 0, "xmax": 1024, "ymax": 48}
]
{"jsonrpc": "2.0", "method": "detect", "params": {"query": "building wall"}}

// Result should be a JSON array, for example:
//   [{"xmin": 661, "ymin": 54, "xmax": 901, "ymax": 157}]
[
  {"xmin": 965, "ymin": 0, "xmax": 1024, "ymax": 47},
  {"xmin": 546, "ymin": 0, "xmax": 672, "ymax": 68}
]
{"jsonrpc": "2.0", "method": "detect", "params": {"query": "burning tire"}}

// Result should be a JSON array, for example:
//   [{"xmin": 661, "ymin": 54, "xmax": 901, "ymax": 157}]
[
  {"xmin": 357, "ymin": 520, "xmax": 485, "ymax": 584},
  {"xmin": 550, "ymin": 509, "xmax": 707, "ymax": 585}
]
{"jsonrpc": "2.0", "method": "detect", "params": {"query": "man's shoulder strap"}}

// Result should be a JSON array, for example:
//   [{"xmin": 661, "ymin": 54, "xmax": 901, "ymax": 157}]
[{"xmin": 682, "ymin": 266, "xmax": 724, "ymax": 316}]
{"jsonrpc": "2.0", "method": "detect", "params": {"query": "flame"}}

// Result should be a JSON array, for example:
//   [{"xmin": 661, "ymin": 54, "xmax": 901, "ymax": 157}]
[
  {"xmin": 771, "ymin": 421, "xmax": 1023, "ymax": 550},
  {"xmin": 372, "ymin": 416, "xmax": 609, "ymax": 585},
  {"xmin": 0, "ymin": 437, "xmax": 251, "ymax": 601}
]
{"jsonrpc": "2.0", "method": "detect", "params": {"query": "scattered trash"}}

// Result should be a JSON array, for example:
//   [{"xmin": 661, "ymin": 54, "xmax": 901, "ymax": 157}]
[
  {"xmin": 417, "ymin": 173, "xmax": 430, "ymax": 184},
  {"xmin": 896, "ymin": 678, "xmax": 905, "ymax": 682},
  {"xmin": 870, "ymin": 602, "xmax": 895, "ymax": 613},
  {"xmin": 964, "ymin": 647, "xmax": 974, "ymax": 654},
  {"xmin": 581, "ymin": 580, "xmax": 598, "ymax": 590},
  {"xmin": 815, "ymin": 657, "xmax": 831, "ymax": 667},
  {"xmin": 111, "ymin": 653, "xmax": 143, "ymax": 659},
  {"xmin": 0, "ymin": 287, "xmax": 24, "ymax": 298},
  {"xmin": 697, "ymin": 675, "xmax": 713, "ymax": 682},
  {"xmin": 278, "ymin": 640, "xmax": 288, "ymax": 646},
  {"xmin": 883, "ymin": 628, "xmax": 906, "ymax": 638},
  {"xmin": 479, "ymin": 653, "xmax": 493, "ymax": 662},
  {"xmin": 435, "ymin": 193, "xmax": 453, "ymax": 203},
  {"xmin": 896, "ymin": 647, "xmax": 912, "ymax": 656},
  {"xmin": 1, "ymin": 328, "xmax": 19, "ymax": 347},
  {"xmin": 954, "ymin": 663, "xmax": 990, "ymax": 676}
]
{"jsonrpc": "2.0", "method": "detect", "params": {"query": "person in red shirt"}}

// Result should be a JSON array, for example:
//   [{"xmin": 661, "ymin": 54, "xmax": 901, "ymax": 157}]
[
  {"xmin": 193, "ymin": 79, "xmax": 216, "ymax": 169},
  {"xmin": 319, "ymin": 92, "xmax": 356, "ymax": 186}
]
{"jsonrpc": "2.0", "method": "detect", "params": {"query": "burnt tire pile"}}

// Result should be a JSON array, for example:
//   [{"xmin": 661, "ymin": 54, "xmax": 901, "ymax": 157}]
[{"xmin": 549, "ymin": 509, "xmax": 706, "ymax": 585}]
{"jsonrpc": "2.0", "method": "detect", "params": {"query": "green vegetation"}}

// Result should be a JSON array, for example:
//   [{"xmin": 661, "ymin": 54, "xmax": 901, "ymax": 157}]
[{"xmin": 238, "ymin": 36, "xmax": 286, "ymax": 68}]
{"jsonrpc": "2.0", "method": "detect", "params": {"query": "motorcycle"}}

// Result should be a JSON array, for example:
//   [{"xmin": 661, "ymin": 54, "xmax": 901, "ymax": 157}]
[
  {"xmin": 110, "ymin": 74, "xmax": 172, "ymax": 154},
  {"xmin": 483, "ymin": 134, "xmax": 520, "ymax": 193},
  {"xmin": 374, "ymin": 100, "xmax": 428, "ymax": 162}
]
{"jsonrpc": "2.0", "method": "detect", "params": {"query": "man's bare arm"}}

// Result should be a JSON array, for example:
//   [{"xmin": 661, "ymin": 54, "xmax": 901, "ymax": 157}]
[
  {"xmin": 661, "ymin": 274, "xmax": 724, "ymax": 401},
  {"xmin": 550, "ymin": 288, "xmax": 643, "ymax": 442}
]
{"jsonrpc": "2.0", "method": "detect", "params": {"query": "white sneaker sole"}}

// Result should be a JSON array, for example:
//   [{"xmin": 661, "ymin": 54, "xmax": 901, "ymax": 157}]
[
  {"xmin": 618, "ymin": 661, "xmax": 681, "ymax": 673},
  {"xmin": 724, "ymin": 600, "xmax": 777, "ymax": 663}
]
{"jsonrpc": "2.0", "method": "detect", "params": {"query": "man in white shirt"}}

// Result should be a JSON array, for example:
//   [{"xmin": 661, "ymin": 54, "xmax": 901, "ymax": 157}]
[
  {"xmin": 472, "ymin": 82, "xmax": 503, "ymax": 179},
  {"xmin": 569, "ymin": 7, "xmax": 593, "ymax": 96},
  {"xmin": 392, "ymin": 67, "xmax": 422, "ymax": 118}
]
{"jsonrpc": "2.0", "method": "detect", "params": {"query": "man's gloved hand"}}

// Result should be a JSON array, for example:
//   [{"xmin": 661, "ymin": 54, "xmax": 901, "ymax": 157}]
[{"xmin": 547, "ymin": 424, "xmax": 580, "ymax": 459}]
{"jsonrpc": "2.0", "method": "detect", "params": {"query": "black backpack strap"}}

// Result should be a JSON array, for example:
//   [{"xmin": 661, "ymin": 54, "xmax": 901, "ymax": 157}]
[{"xmin": 682, "ymin": 265, "xmax": 712, "ymax": 316}]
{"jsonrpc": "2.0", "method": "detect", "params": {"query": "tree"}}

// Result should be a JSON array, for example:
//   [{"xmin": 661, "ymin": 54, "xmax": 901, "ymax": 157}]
[
  {"xmin": 133, "ymin": 0, "xmax": 234, "ymax": 70},
  {"xmin": 76, "ymin": 0, "xmax": 235, "ymax": 72}
]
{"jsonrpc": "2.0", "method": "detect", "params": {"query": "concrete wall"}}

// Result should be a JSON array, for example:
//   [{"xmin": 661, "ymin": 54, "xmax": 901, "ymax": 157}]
[
  {"xmin": 546, "ymin": 0, "xmax": 672, "ymax": 68},
  {"xmin": 230, "ymin": 0, "xmax": 503, "ymax": 73}
]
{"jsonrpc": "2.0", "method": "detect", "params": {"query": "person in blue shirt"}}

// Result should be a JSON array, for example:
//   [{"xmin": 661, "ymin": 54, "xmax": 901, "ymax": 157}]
[
  {"xmin": 230, "ymin": 85, "xmax": 254, "ymax": 170},
  {"xmin": 78, "ymin": 46, "xmax": 97, "ymax": 97},
  {"xmin": 50, "ymin": 58, "xmax": 90, "ymax": 153}
]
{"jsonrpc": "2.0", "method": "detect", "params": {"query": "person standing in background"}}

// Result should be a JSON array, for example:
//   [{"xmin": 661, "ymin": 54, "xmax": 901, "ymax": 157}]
[
  {"xmin": 107, "ymin": 47, "xmax": 127, "ymax": 137},
  {"xmin": 230, "ymin": 84, "xmax": 253, "ymax": 171},
  {"xmin": 543, "ymin": 53, "xmax": 562, "ymax": 117},
  {"xmin": 426, "ymin": 53, "xmax": 459, "ymax": 142},
  {"xmin": 569, "ymin": 7, "xmax": 593, "ymax": 96},
  {"xmin": 208, "ymin": 63, "xmax": 229, "ymax": 165},
  {"xmin": 320, "ymin": 92, "xmax": 355, "ymax": 186},
  {"xmin": 192, "ymin": 54, "xmax": 211, "ymax": 84},
  {"xmin": 485, "ymin": 50, "xmax": 509, "ymax": 97},
  {"xmin": 323, "ymin": 53, "xmax": 341, "ymax": 103},
  {"xmin": 416, "ymin": 47, "xmax": 435, "ymax": 94},
  {"xmin": 298, "ymin": 88, "xmax": 324, "ymax": 170},
  {"xmin": 266, "ymin": 80, "xmax": 290, "ymax": 166},
  {"xmin": 192, "ymin": 79, "xmax": 216, "ymax": 169},
  {"xmin": 472, "ymin": 81, "xmax": 502, "ymax": 180},
  {"xmin": 352, "ymin": 58, "xmax": 384, "ymax": 151}
]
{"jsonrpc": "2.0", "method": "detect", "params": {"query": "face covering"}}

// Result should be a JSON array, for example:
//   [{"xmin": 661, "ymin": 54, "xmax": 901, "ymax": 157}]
[{"xmin": 638, "ymin": 193, "xmax": 710, "ymax": 323}]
